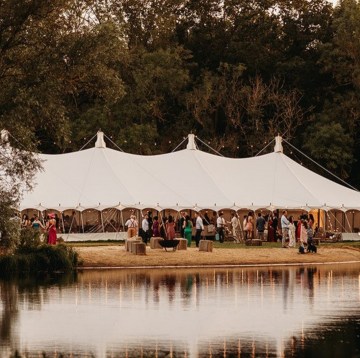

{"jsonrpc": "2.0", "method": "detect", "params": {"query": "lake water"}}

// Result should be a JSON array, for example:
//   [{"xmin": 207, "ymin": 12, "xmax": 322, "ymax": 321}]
[{"xmin": 0, "ymin": 264, "xmax": 359, "ymax": 358}]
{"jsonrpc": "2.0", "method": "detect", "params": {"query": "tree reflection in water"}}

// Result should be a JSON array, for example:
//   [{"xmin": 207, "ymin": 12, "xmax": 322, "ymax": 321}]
[
  {"xmin": 0, "ymin": 272, "xmax": 77, "ymax": 356},
  {"xmin": 0, "ymin": 265, "xmax": 359, "ymax": 358}
]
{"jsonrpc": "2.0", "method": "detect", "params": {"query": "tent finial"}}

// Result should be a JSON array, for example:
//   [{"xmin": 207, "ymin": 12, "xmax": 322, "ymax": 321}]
[
  {"xmin": 1, "ymin": 129, "xmax": 9, "ymax": 142},
  {"xmin": 95, "ymin": 131, "xmax": 106, "ymax": 148},
  {"xmin": 274, "ymin": 135, "xmax": 283, "ymax": 153},
  {"xmin": 186, "ymin": 134, "xmax": 197, "ymax": 150}
]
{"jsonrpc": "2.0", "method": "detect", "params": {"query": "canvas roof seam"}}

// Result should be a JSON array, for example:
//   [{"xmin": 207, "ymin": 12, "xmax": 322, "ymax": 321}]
[
  {"xmin": 21, "ymin": 151, "xmax": 96, "ymax": 210},
  {"xmin": 104, "ymin": 148, "xmax": 193, "ymax": 208},
  {"xmin": 191, "ymin": 150, "xmax": 233, "ymax": 208},
  {"xmin": 75, "ymin": 148, "xmax": 100, "ymax": 208},
  {"xmin": 99, "ymin": 148, "xmax": 137, "ymax": 205},
  {"xmin": 279, "ymin": 153, "xmax": 322, "ymax": 208}
]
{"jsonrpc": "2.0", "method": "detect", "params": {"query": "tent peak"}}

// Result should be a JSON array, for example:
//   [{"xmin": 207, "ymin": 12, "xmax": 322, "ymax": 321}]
[
  {"xmin": 274, "ymin": 135, "xmax": 283, "ymax": 153},
  {"xmin": 1, "ymin": 129, "xmax": 9, "ymax": 142},
  {"xmin": 95, "ymin": 130, "xmax": 106, "ymax": 148},
  {"xmin": 186, "ymin": 133, "xmax": 198, "ymax": 150}
]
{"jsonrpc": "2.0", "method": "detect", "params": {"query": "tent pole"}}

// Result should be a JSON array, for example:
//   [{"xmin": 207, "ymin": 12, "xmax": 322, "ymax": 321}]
[
  {"xmin": 120, "ymin": 210, "xmax": 124, "ymax": 232},
  {"xmin": 159, "ymin": 210, "xmax": 165, "ymax": 238},
  {"xmin": 100, "ymin": 210, "xmax": 105, "ymax": 232},
  {"xmin": 69, "ymin": 212, "xmax": 74, "ymax": 233},
  {"xmin": 61, "ymin": 212, "xmax": 65, "ymax": 234},
  {"xmin": 324, "ymin": 210, "xmax": 327, "ymax": 231},
  {"xmin": 175, "ymin": 211, "xmax": 181, "ymax": 233},
  {"xmin": 81, "ymin": 212, "xmax": 84, "ymax": 233},
  {"xmin": 345, "ymin": 212, "xmax": 351, "ymax": 233}
]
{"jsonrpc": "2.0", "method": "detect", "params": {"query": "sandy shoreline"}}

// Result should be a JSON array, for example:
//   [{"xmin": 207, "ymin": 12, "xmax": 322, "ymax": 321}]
[{"xmin": 76, "ymin": 245, "xmax": 360, "ymax": 268}]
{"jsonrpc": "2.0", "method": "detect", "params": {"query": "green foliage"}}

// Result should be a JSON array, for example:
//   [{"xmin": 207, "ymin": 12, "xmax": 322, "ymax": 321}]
[
  {"xmin": 18, "ymin": 228, "xmax": 42, "ymax": 251},
  {"xmin": 304, "ymin": 117, "xmax": 354, "ymax": 178},
  {"xmin": 0, "ymin": 244, "xmax": 79, "ymax": 278}
]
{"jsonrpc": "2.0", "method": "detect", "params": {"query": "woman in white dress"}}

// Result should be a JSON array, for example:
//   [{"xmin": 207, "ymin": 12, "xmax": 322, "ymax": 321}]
[
  {"xmin": 300, "ymin": 220, "xmax": 308, "ymax": 245},
  {"xmin": 288, "ymin": 216, "xmax": 296, "ymax": 247}
]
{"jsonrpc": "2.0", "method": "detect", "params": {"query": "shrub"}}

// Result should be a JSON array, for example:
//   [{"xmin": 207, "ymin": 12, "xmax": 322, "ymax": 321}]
[
  {"xmin": 0, "ymin": 255, "xmax": 18, "ymax": 277},
  {"xmin": 18, "ymin": 227, "xmax": 42, "ymax": 252},
  {"xmin": 0, "ymin": 244, "xmax": 78, "ymax": 278}
]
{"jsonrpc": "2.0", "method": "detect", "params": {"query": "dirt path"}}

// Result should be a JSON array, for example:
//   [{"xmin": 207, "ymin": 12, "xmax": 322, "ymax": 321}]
[{"xmin": 76, "ymin": 245, "xmax": 360, "ymax": 268}]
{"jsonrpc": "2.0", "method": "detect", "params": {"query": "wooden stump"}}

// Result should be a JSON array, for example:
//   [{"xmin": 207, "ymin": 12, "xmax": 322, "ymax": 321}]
[
  {"xmin": 150, "ymin": 237, "xmax": 163, "ymax": 249},
  {"xmin": 245, "ymin": 239, "xmax": 262, "ymax": 246},
  {"xmin": 125, "ymin": 237, "xmax": 141, "ymax": 251},
  {"xmin": 177, "ymin": 238, "xmax": 187, "ymax": 250},
  {"xmin": 199, "ymin": 240, "xmax": 213, "ymax": 252},
  {"xmin": 134, "ymin": 242, "xmax": 146, "ymax": 255}
]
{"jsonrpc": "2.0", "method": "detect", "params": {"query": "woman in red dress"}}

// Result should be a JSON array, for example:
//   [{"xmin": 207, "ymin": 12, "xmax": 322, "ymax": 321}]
[
  {"xmin": 47, "ymin": 218, "xmax": 57, "ymax": 245},
  {"xmin": 166, "ymin": 215, "xmax": 176, "ymax": 240}
]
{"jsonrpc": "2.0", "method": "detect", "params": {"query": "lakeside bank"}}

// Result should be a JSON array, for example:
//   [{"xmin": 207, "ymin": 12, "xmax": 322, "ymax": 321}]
[{"xmin": 75, "ymin": 245, "xmax": 360, "ymax": 268}]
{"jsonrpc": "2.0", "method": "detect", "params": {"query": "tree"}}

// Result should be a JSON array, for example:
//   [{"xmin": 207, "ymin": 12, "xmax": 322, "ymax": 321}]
[
  {"xmin": 316, "ymin": 0, "xmax": 360, "ymax": 182},
  {"xmin": 303, "ymin": 115, "xmax": 354, "ymax": 180},
  {"xmin": 186, "ymin": 64, "xmax": 305, "ymax": 156},
  {"xmin": 0, "ymin": 0, "xmax": 126, "ymax": 248},
  {"xmin": 0, "ymin": 131, "xmax": 40, "ymax": 251}
]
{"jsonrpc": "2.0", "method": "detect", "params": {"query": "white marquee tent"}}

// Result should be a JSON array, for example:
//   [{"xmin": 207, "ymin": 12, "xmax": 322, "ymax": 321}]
[{"xmin": 19, "ymin": 131, "xmax": 360, "ymax": 213}]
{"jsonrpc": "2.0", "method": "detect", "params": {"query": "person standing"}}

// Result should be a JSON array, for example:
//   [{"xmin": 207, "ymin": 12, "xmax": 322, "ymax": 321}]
[
  {"xmin": 179, "ymin": 212, "xmax": 186, "ymax": 238},
  {"xmin": 147, "ymin": 211, "xmax": 153, "ymax": 237},
  {"xmin": 281, "ymin": 210, "xmax": 290, "ymax": 248},
  {"xmin": 195, "ymin": 212, "xmax": 204, "ymax": 247},
  {"xmin": 184, "ymin": 215, "xmax": 193, "ymax": 247},
  {"xmin": 141, "ymin": 214, "xmax": 150, "ymax": 244},
  {"xmin": 21, "ymin": 214, "xmax": 30, "ymax": 228},
  {"xmin": 230, "ymin": 212, "xmax": 239, "ymax": 239},
  {"xmin": 272, "ymin": 212, "xmax": 279, "ymax": 241},
  {"xmin": 47, "ymin": 218, "xmax": 57, "ymax": 245},
  {"xmin": 152, "ymin": 216, "xmax": 160, "ymax": 237},
  {"xmin": 125, "ymin": 215, "xmax": 138, "ymax": 238},
  {"xmin": 306, "ymin": 220, "xmax": 314, "ymax": 245},
  {"xmin": 246, "ymin": 212, "xmax": 254, "ymax": 240},
  {"xmin": 256, "ymin": 212, "xmax": 266, "ymax": 241},
  {"xmin": 166, "ymin": 215, "xmax": 176, "ymax": 240},
  {"xmin": 216, "ymin": 212, "xmax": 226, "ymax": 243},
  {"xmin": 288, "ymin": 216, "xmax": 296, "ymax": 248},
  {"xmin": 32, "ymin": 215, "xmax": 45, "ymax": 231},
  {"xmin": 242, "ymin": 215, "xmax": 248, "ymax": 240},
  {"xmin": 299, "ymin": 219, "xmax": 308, "ymax": 245}
]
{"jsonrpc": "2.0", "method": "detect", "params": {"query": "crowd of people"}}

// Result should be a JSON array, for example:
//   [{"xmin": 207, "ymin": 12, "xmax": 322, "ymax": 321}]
[
  {"xmin": 124, "ymin": 209, "xmax": 318, "ymax": 253},
  {"xmin": 17, "ymin": 208, "xmax": 318, "ymax": 253},
  {"xmin": 243, "ymin": 209, "xmax": 317, "ymax": 252},
  {"xmin": 20, "ymin": 213, "xmax": 58, "ymax": 245}
]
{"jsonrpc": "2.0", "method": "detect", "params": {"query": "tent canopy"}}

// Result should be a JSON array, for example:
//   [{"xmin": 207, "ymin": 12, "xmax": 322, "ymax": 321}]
[{"xmin": 19, "ymin": 132, "xmax": 360, "ymax": 212}]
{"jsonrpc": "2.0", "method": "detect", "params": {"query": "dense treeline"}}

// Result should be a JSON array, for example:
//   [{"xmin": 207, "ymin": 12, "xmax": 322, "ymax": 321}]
[{"xmin": 0, "ymin": 0, "xmax": 360, "ymax": 185}]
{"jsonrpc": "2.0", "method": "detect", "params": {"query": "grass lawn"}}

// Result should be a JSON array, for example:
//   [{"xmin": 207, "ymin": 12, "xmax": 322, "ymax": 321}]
[{"xmin": 66, "ymin": 240, "xmax": 360, "ymax": 249}]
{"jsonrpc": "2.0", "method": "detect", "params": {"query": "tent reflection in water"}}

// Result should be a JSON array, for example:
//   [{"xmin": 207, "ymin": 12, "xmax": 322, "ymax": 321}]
[{"xmin": 18, "ymin": 131, "xmax": 360, "ymax": 238}]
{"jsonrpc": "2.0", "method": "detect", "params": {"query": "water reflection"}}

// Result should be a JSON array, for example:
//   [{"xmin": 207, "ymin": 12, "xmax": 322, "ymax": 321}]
[{"xmin": 0, "ymin": 265, "xmax": 359, "ymax": 357}]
